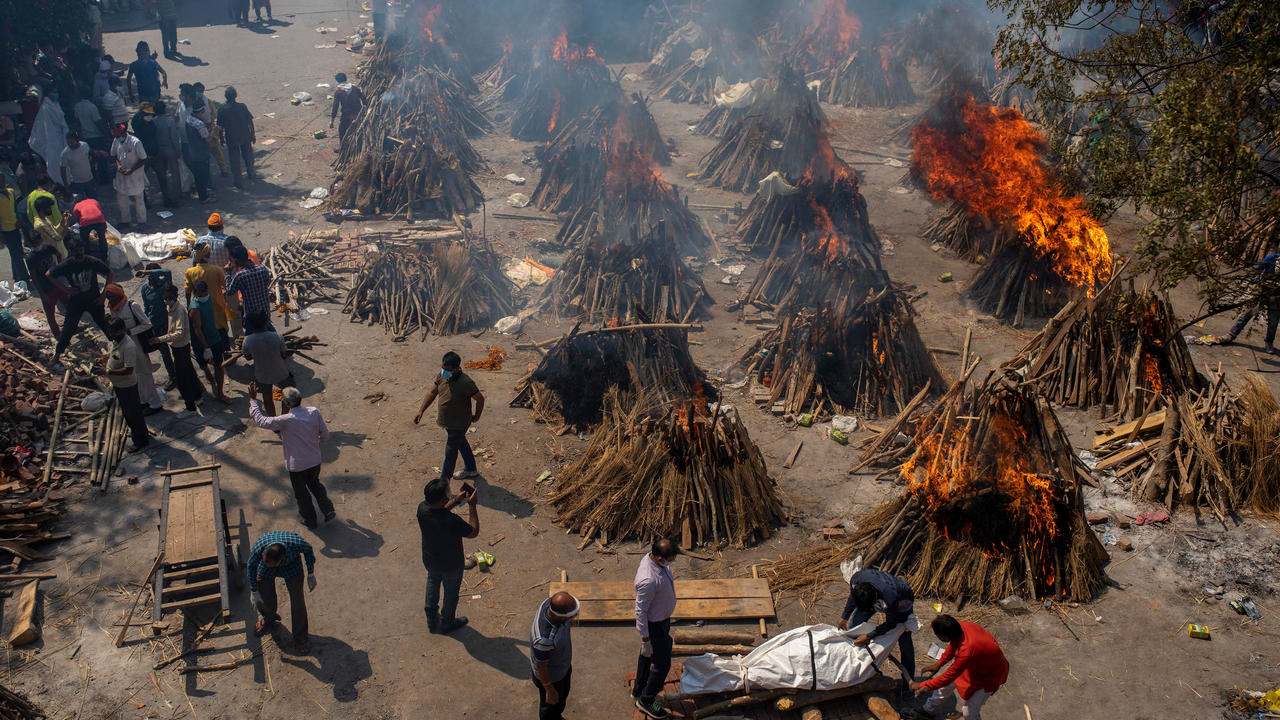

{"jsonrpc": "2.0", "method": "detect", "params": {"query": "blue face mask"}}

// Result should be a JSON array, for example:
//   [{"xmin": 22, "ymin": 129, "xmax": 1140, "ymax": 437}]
[{"xmin": 441, "ymin": 368, "xmax": 453, "ymax": 380}]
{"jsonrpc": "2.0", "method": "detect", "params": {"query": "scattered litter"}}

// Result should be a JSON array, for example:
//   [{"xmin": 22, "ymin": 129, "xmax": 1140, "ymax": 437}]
[
  {"xmin": 1132, "ymin": 509, "xmax": 1170, "ymax": 526},
  {"xmin": 720, "ymin": 263, "xmax": 746, "ymax": 276},
  {"xmin": 504, "ymin": 173, "xmax": 526, "ymax": 185},
  {"xmin": 179, "ymin": 39, "xmax": 191, "ymax": 44},
  {"xmin": 503, "ymin": 258, "xmax": 554, "ymax": 288},
  {"xmin": 997, "ymin": 595, "xmax": 1028, "ymax": 613},
  {"xmin": 494, "ymin": 315, "xmax": 523, "ymax": 334},
  {"xmin": 270, "ymin": 35, "xmax": 279, "ymax": 39},
  {"xmin": 1077, "ymin": 450, "xmax": 1098, "ymax": 468},
  {"xmin": 313, "ymin": 130, "xmax": 327, "ymax": 139},
  {"xmin": 927, "ymin": 642, "xmax": 946, "ymax": 660},
  {"xmin": 828, "ymin": 428, "xmax": 849, "ymax": 445},
  {"xmin": 937, "ymin": 272, "xmax": 953, "ymax": 283},
  {"xmin": 1187, "ymin": 623, "xmax": 1211, "ymax": 640},
  {"xmin": 155, "ymin": 210, "xmax": 173, "ymax": 219},
  {"xmin": 315, "ymin": 43, "xmax": 337, "ymax": 49},
  {"xmin": 316, "ymin": 26, "xmax": 338, "ymax": 33},
  {"xmin": 1203, "ymin": 585, "xmax": 1224, "ymax": 596},
  {"xmin": 300, "ymin": 198, "xmax": 324, "ymax": 209},
  {"xmin": 260, "ymin": 138, "xmax": 277, "ymax": 145},
  {"xmin": 308, "ymin": 307, "xmax": 329, "ymax": 315},
  {"xmin": 316, "ymin": 83, "xmax": 331, "ymax": 88},
  {"xmin": 882, "ymin": 157, "xmax": 905, "ymax": 168},
  {"xmin": 507, "ymin": 192, "xmax": 530, "ymax": 208},
  {"xmin": 82, "ymin": 391, "xmax": 112, "ymax": 412},
  {"xmin": 291, "ymin": 91, "xmax": 313, "ymax": 103},
  {"xmin": 535, "ymin": 470, "xmax": 553, "ymax": 484},
  {"xmin": 890, "ymin": 186, "xmax": 911, "ymax": 194},
  {"xmin": 769, "ymin": 140, "xmax": 784, "ymax": 150},
  {"xmin": 831, "ymin": 415, "xmax": 859, "ymax": 434},
  {"xmin": 309, "ymin": 187, "xmax": 330, "ymax": 199},
  {"xmin": 796, "ymin": 413, "xmax": 813, "ymax": 427},
  {"xmin": 880, "ymin": 237, "xmax": 895, "ymax": 255}
]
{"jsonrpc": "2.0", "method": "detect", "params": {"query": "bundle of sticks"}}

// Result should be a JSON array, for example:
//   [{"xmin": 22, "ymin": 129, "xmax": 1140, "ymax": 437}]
[
  {"xmin": 921, "ymin": 203, "xmax": 1011, "ymax": 263},
  {"xmin": 510, "ymin": 37, "xmax": 615, "ymax": 142},
  {"xmin": 344, "ymin": 238, "xmax": 514, "ymax": 339},
  {"xmin": 645, "ymin": 22, "xmax": 763, "ymax": 105},
  {"xmin": 223, "ymin": 328, "xmax": 325, "ymax": 367},
  {"xmin": 544, "ymin": 219, "xmax": 711, "ymax": 324},
  {"xmin": 699, "ymin": 66, "xmax": 828, "ymax": 193},
  {"xmin": 965, "ymin": 242, "xmax": 1075, "ymax": 326},
  {"xmin": 531, "ymin": 92, "xmax": 671, "ymax": 214},
  {"xmin": 551, "ymin": 390, "xmax": 784, "ymax": 547},
  {"xmin": 834, "ymin": 371, "xmax": 1109, "ymax": 602},
  {"xmin": 511, "ymin": 322, "xmax": 712, "ymax": 431},
  {"xmin": 693, "ymin": 90, "xmax": 753, "ymax": 137},
  {"xmin": 263, "ymin": 232, "xmax": 362, "ymax": 315},
  {"xmin": 734, "ymin": 151, "xmax": 877, "ymax": 256},
  {"xmin": 1093, "ymin": 371, "xmax": 1280, "ymax": 517},
  {"xmin": 332, "ymin": 67, "xmax": 489, "ymax": 218},
  {"xmin": 358, "ymin": 5, "xmax": 477, "ymax": 99},
  {"xmin": 737, "ymin": 287, "xmax": 942, "ymax": 419},
  {"xmin": 473, "ymin": 39, "xmax": 532, "ymax": 109},
  {"xmin": 552, "ymin": 177, "xmax": 710, "ymax": 255},
  {"xmin": 0, "ymin": 685, "xmax": 45, "ymax": 719},
  {"xmin": 812, "ymin": 40, "xmax": 917, "ymax": 108},
  {"xmin": 1004, "ymin": 276, "xmax": 1204, "ymax": 420}
]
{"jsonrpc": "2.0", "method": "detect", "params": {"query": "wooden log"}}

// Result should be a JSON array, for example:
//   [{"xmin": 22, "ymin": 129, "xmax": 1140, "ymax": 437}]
[
  {"xmin": 672, "ymin": 644, "xmax": 756, "ymax": 656},
  {"xmin": 671, "ymin": 628, "xmax": 758, "ymax": 646},
  {"xmin": 692, "ymin": 688, "xmax": 792, "ymax": 718},
  {"xmin": 116, "ymin": 552, "xmax": 164, "ymax": 647},
  {"xmin": 0, "ymin": 573, "xmax": 57, "ymax": 582},
  {"xmin": 773, "ymin": 675, "xmax": 899, "ymax": 711},
  {"xmin": 40, "ymin": 369, "xmax": 73, "ymax": 486},
  {"xmin": 867, "ymin": 694, "xmax": 901, "ymax": 720},
  {"xmin": 782, "ymin": 441, "xmax": 803, "ymax": 469},
  {"xmin": 802, "ymin": 708, "xmax": 824, "ymax": 720},
  {"xmin": 8, "ymin": 580, "xmax": 40, "ymax": 646}
]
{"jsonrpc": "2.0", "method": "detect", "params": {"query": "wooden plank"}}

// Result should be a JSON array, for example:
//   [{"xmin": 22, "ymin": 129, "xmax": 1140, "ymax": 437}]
[
  {"xmin": 569, "ymin": 596, "xmax": 774, "ymax": 622},
  {"xmin": 8, "ymin": 580, "xmax": 40, "ymax": 646},
  {"xmin": 211, "ymin": 465, "xmax": 230, "ymax": 615},
  {"xmin": 1092, "ymin": 410, "xmax": 1166, "ymax": 448},
  {"xmin": 161, "ymin": 592, "xmax": 223, "ymax": 612},
  {"xmin": 782, "ymin": 441, "xmax": 803, "ymax": 469},
  {"xmin": 164, "ymin": 578, "xmax": 221, "ymax": 596},
  {"xmin": 159, "ymin": 463, "xmax": 223, "ymax": 477},
  {"xmin": 153, "ymin": 475, "xmax": 172, "ymax": 623},
  {"xmin": 549, "ymin": 579, "xmax": 772, "ymax": 600},
  {"xmin": 169, "ymin": 477, "xmax": 213, "ymax": 491},
  {"xmin": 1094, "ymin": 438, "xmax": 1161, "ymax": 471},
  {"xmin": 160, "ymin": 562, "xmax": 218, "ymax": 581}
]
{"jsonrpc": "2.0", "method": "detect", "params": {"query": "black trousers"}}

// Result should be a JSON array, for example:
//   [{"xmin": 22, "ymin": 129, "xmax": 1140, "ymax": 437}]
[
  {"xmin": 289, "ymin": 464, "xmax": 334, "ymax": 526},
  {"xmin": 532, "ymin": 669, "xmax": 571, "ymax": 720},
  {"xmin": 633, "ymin": 618, "xmax": 673, "ymax": 704},
  {"xmin": 170, "ymin": 343, "xmax": 205, "ymax": 410},
  {"xmin": 257, "ymin": 572, "xmax": 307, "ymax": 642},
  {"xmin": 113, "ymin": 383, "xmax": 150, "ymax": 447},
  {"xmin": 2, "ymin": 229, "xmax": 27, "ymax": 282},
  {"xmin": 159, "ymin": 19, "xmax": 178, "ymax": 54},
  {"xmin": 227, "ymin": 142, "xmax": 255, "ymax": 184},
  {"xmin": 55, "ymin": 293, "xmax": 109, "ymax": 355},
  {"xmin": 79, "ymin": 223, "xmax": 108, "ymax": 262}
]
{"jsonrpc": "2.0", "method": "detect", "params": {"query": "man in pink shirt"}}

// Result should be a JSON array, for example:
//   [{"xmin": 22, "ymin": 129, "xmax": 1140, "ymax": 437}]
[
  {"xmin": 247, "ymin": 382, "xmax": 336, "ymax": 529},
  {"xmin": 633, "ymin": 538, "xmax": 679, "ymax": 719}
]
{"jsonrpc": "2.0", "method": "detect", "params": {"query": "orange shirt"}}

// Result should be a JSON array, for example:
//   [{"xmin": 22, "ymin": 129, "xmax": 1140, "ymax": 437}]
[{"xmin": 920, "ymin": 621, "xmax": 1009, "ymax": 700}]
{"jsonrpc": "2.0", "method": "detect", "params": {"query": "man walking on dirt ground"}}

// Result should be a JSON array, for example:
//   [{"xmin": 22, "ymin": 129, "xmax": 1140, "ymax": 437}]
[
  {"xmin": 330, "ymin": 72, "xmax": 365, "ymax": 143},
  {"xmin": 416, "ymin": 477, "xmax": 478, "ymax": 635},
  {"xmin": 247, "ymin": 530, "xmax": 317, "ymax": 654},
  {"xmin": 247, "ymin": 383, "xmax": 335, "ymax": 529},
  {"xmin": 633, "ymin": 538, "xmax": 678, "ymax": 719},
  {"xmin": 413, "ymin": 351, "xmax": 484, "ymax": 481},
  {"xmin": 531, "ymin": 591, "xmax": 579, "ymax": 720}
]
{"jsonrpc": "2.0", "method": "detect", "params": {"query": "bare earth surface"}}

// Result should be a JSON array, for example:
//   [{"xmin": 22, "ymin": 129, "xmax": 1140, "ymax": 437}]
[{"xmin": 4, "ymin": 2, "xmax": 1279, "ymax": 719}]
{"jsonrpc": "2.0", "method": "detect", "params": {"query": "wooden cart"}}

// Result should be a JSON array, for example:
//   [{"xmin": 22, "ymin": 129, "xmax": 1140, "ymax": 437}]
[{"xmin": 152, "ymin": 462, "xmax": 241, "ymax": 621}]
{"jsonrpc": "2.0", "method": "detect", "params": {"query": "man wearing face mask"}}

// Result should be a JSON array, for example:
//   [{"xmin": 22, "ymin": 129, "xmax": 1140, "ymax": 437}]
[
  {"xmin": 633, "ymin": 538, "xmax": 678, "ymax": 719},
  {"xmin": 531, "ymin": 591, "xmax": 579, "ymax": 720},
  {"xmin": 413, "ymin": 351, "xmax": 485, "ymax": 481}
]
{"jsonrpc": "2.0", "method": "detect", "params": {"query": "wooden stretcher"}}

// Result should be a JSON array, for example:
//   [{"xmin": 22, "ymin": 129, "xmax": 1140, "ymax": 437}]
[
  {"xmin": 550, "ymin": 573, "xmax": 774, "ymax": 623},
  {"xmin": 152, "ymin": 462, "xmax": 241, "ymax": 621}
]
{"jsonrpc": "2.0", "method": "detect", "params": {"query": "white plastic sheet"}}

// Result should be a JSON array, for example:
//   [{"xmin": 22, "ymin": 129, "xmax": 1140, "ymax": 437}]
[{"xmin": 678, "ymin": 620, "xmax": 917, "ymax": 694}]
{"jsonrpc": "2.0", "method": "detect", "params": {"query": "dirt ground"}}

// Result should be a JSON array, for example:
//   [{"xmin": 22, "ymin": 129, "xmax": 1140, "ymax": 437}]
[{"xmin": 5, "ymin": 2, "xmax": 1279, "ymax": 719}]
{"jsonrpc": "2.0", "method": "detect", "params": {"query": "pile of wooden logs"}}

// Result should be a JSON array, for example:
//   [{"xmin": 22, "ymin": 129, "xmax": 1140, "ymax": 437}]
[
  {"xmin": 224, "ymin": 327, "xmax": 324, "ymax": 367},
  {"xmin": 511, "ymin": 322, "xmax": 712, "ymax": 430},
  {"xmin": 344, "ymin": 237, "xmax": 514, "ymax": 339},
  {"xmin": 699, "ymin": 66, "xmax": 828, "ymax": 193},
  {"xmin": 358, "ymin": 7, "xmax": 476, "ymax": 99},
  {"xmin": 645, "ymin": 22, "xmax": 762, "ymax": 105},
  {"xmin": 332, "ymin": 67, "xmax": 489, "ymax": 218},
  {"xmin": 921, "ymin": 203, "xmax": 1011, "ymax": 263},
  {"xmin": 843, "ymin": 371, "xmax": 1109, "ymax": 602},
  {"xmin": 531, "ymin": 92, "xmax": 671, "ymax": 214},
  {"xmin": 965, "ymin": 242, "xmax": 1074, "ymax": 326},
  {"xmin": 544, "ymin": 219, "xmax": 711, "ymax": 324},
  {"xmin": 510, "ymin": 38, "xmax": 615, "ymax": 142},
  {"xmin": 552, "ymin": 178, "xmax": 710, "ymax": 255},
  {"xmin": 551, "ymin": 390, "xmax": 784, "ymax": 548},
  {"xmin": 263, "ymin": 231, "xmax": 362, "ymax": 315},
  {"xmin": 811, "ymin": 40, "xmax": 917, "ymax": 108},
  {"xmin": 738, "ymin": 287, "xmax": 942, "ymax": 419},
  {"xmin": 1093, "ymin": 371, "xmax": 1280, "ymax": 517},
  {"xmin": 474, "ymin": 39, "xmax": 531, "ymax": 109},
  {"xmin": 1004, "ymin": 278, "xmax": 1204, "ymax": 420},
  {"xmin": 0, "ymin": 685, "xmax": 45, "ymax": 718}
]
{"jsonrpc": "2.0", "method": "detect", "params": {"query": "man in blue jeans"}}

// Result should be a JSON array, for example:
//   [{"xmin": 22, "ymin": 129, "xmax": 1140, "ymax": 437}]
[
  {"xmin": 413, "ymin": 351, "xmax": 485, "ymax": 480},
  {"xmin": 416, "ymin": 477, "xmax": 479, "ymax": 635}
]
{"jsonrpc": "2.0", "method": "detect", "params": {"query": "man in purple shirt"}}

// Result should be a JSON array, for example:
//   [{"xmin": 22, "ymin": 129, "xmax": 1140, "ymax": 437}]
[
  {"xmin": 633, "ymin": 538, "xmax": 678, "ymax": 719},
  {"xmin": 247, "ymin": 383, "xmax": 336, "ymax": 529}
]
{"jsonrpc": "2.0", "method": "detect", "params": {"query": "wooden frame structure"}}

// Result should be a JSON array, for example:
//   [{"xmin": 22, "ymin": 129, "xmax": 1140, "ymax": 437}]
[{"xmin": 152, "ymin": 462, "xmax": 240, "ymax": 621}]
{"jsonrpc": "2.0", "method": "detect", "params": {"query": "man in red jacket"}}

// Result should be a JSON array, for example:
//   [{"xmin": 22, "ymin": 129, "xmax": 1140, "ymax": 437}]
[{"xmin": 910, "ymin": 615, "xmax": 1008, "ymax": 719}]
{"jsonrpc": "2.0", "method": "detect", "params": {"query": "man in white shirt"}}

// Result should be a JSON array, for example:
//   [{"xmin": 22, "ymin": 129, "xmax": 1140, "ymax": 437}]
[
  {"xmin": 60, "ymin": 131, "xmax": 97, "ymax": 199},
  {"xmin": 110, "ymin": 123, "xmax": 148, "ymax": 228}
]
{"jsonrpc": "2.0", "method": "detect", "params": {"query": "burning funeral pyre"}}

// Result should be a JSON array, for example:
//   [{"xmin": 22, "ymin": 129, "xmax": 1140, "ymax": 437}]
[
  {"xmin": 841, "ymin": 373, "xmax": 1109, "ymax": 602},
  {"xmin": 733, "ymin": 145, "xmax": 942, "ymax": 417},
  {"xmin": 332, "ymin": 7, "xmax": 491, "ymax": 219},
  {"xmin": 474, "ymin": 37, "xmax": 532, "ymax": 109},
  {"xmin": 911, "ymin": 89, "xmax": 1113, "ymax": 325},
  {"xmin": 512, "ymin": 324, "xmax": 713, "ymax": 431},
  {"xmin": 531, "ymin": 92, "xmax": 671, "ymax": 215},
  {"xmin": 788, "ymin": 0, "xmax": 915, "ymax": 108},
  {"xmin": 1004, "ymin": 278, "xmax": 1204, "ymax": 420},
  {"xmin": 699, "ymin": 66, "xmax": 827, "ymax": 193},
  {"xmin": 510, "ymin": 30, "xmax": 615, "ymax": 142},
  {"xmin": 551, "ymin": 389, "xmax": 784, "ymax": 548},
  {"xmin": 645, "ymin": 21, "xmax": 764, "ymax": 105},
  {"xmin": 344, "ymin": 236, "xmax": 514, "ymax": 339}
]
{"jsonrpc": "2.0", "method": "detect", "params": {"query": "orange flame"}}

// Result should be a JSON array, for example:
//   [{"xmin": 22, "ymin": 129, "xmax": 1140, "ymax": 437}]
[
  {"xmin": 551, "ymin": 29, "xmax": 600, "ymax": 66},
  {"xmin": 603, "ymin": 106, "xmax": 670, "ymax": 195},
  {"xmin": 911, "ymin": 93, "xmax": 1112, "ymax": 291},
  {"xmin": 902, "ymin": 407, "xmax": 1061, "ymax": 563},
  {"xmin": 801, "ymin": 0, "xmax": 861, "ymax": 71},
  {"xmin": 418, "ymin": 2, "xmax": 442, "ymax": 44},
  {"xmin": 547, "ymin": 92, "xmax": 563, "ymax": 133}
]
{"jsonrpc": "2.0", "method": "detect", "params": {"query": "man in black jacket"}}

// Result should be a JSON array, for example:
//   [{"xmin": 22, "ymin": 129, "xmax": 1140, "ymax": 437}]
[
  {"xmin": 416, "ymin": 478, "xmax": 479, "ymax": 635},
  {"xmin": 837, "ymin": 568, "xmax": 916, "ymax": 679}
]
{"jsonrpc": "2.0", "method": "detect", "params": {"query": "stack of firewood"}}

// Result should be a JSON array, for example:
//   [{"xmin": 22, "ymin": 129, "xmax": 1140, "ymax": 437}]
[
  {"xmin": 263, "ymin": 231, "xmax": 363, "ymax": 314},
  {"xmin": 473, "ymin": 39, "xmax": 532, "ymax": 109},
  {"xmin": 531, "ymin": 92, "xmax": 671, "ymax": 214},
  {"xmin": 344, "ymin": 238, "xmax": 514, "ymax": 338},
  {"xmin": 332, "ymin": 67, "xmax": 489, "ymax": 218},
  {"xmin": 552, "ymin": 178, "xmax": 709, "ymax": 255},
  {"xmin": 645, "ymin": 21, "xmax": 763, "ymax": 105},
  {"xmin": 811, "ymin": 38, "xmax": 916, "ymax": 108},
  {"xmin": 511, "ymin": 322, "xmax": 712, "ymax": 431},
  {"xmin": 544, "ymin": 219, "xmax": 711, "ymax": 324},
  {"xmin": 0, "ymin": 685, "xmax": 45, "ymax": 719},
  {"xmin": 738, "ymin": 287, "xmax": 942, "ymax": 419},
  {"xmin": 921, "ymin": 203, "xmax": 1011, "ymax": 263},
  {"xmin": 1004, "ymin": 278, "xmax": 1204, "ymax": 420},
  {"xmin": 699, "ymin": 66, "xmax": 827, "ymax": 193},
  {"xmin": 510, "ymin": 35, "xmax": 615, "ymax": 142},
  {"xmin": 551, "ymin": 390, "xmax": 784, "ymax": 548}
]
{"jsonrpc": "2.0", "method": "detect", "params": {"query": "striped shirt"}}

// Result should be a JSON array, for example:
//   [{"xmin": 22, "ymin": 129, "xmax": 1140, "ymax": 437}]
[
  {"xmin": 246, "ymin": 531, "xmax": 315, "ymax": 591},
  {"xmin": 227, "ymin": 262, "xmax": 273, "ymax": 318},
  {"xmin": 530, "ymin": 598, "xmax": 573, "ymax": 682}
]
